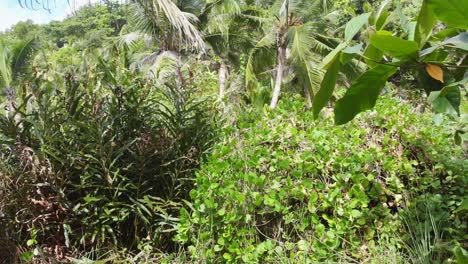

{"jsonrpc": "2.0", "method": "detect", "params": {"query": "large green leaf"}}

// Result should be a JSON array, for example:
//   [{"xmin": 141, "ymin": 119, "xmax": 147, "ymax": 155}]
[
  {"xmin": 319, "ymin": 43, "xmax": 347, "ymax": 69},
  {"xmin": 334, "ymin": 65, "xmax": 397, "ymax": 125},
  {"xmin": 313, "ymin": 55, "xmax": 341, "ymax": 118},
  {"xmin": 370, "ymin": 34, "xmax": 419, "ymax": 60},
  {"xmin": 428, "ymin": 86, "xmax": 461, "ymax": 116},
  {"xmin": 320, "ymin": 43, "xmax": 347, "ymax": 69},
  {"xmin": 427, "ymin": 0, "xmax": 468, "ymax": 29},
  {"xmin": 345, "ymin": 13, "xmax": 371, "ymax": 42},
  {"xmin": 415, "ymin": 0, "xmax": 436, "ymax": 47},
  {"xmin": 363, "ymin": 44, "xmax": 384, "ymax": 67}
]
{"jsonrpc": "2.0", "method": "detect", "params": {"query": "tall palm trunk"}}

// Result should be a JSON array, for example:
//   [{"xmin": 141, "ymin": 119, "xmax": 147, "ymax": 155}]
[
  {"xmin": 270, "ymin": 46, "xmax": 286, "ymax": 109},
  {"xmin": 304, "ymin": 86, "xmax": 312, "ymax": 108},
  {"xmin": 218, "ymin": 59, "xmax": 228, "ymax": 99}
]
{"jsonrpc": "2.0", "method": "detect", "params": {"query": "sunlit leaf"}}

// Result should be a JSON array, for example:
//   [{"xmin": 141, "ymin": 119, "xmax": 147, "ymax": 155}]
[
  {"xmin": 370, "ymin": 34, "xmax": 419, "ymax": 60},
  {"xmin": 345, "ymin": 13, "xmax": 371, "ymax": 42},
  {"xmin": 415, "ymin": 0, "xmax": 436, "ymax": 47},
  {"xmin": 427, "ymin": 0, "xmax": 468, "ymax": 29}
]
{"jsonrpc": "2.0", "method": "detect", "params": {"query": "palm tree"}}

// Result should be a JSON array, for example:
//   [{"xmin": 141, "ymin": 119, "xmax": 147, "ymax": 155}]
[
  {"xmin": 25, "ymin": 0, "xmax": 205, "ymax": 51},
  {"xmin": 246, "ymin": 0, "xmax": 333, "ymax": 109},
  {"xmin": 0, "ymin": 38, "xmax": 38, "ymax": 118},
  {"xmin": 200, "ymin": 0, "xmax": 261, "ymax": 100}
]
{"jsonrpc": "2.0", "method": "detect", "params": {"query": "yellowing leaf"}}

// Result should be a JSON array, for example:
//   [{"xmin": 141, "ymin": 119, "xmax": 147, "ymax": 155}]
[{"xmin": 426, "ymin": 64, "xmax": 444, "ymax": 83}]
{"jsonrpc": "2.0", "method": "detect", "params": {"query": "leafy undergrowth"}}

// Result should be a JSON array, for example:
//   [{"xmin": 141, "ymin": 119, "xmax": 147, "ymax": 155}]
[
  {"xmin": 175, "ymin": 95, "xmax": 467, "ymax": 263},
  {"xmin": 0, "ymin": 62, "xmax": 217, "ymax": 262}
]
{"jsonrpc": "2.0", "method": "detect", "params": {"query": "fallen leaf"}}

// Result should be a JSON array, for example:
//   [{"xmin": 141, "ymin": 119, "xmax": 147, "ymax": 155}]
[{"xmin": 426, "ymin": 64, "xmax": 444, "ymax": 83}]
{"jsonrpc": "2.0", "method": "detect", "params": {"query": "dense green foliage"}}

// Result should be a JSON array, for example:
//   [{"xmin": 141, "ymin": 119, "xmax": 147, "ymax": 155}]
[
  {"xmin": 177, "ymin": 95, "xmax": 467, "ymax": 263},
  {"xmin": 0, "ymin": 0, "xmax": 466, "ymax": 263},
  {"xmin": 0, "ymin": 38, "xmax": 218, "ymax": 261},
  {"xmin": 313, "ymin": 0, "xmax": 467, "ymax": 130}
]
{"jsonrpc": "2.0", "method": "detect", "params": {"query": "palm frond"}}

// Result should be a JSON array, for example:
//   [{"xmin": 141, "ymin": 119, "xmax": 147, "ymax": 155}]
[
  {"xmin": 117, "ymin": 31, "xmax": 153, "ymax": 50},
  {"xmin": 0, "ymin": 40, "xmax": 11, "ymax": 88},
  {"xmin": 134, "ymin": 0, "xmax": 205, "ymax": 52},
  {"xmin": 245, "ymin": 32, "xmax": 276, "ymax": 89},
  {"xmin": 289, "ymin": 24, "xmax": 323, "ymax": 93},
  {"xmin": 10, "ymin": 37, "xmax": 38, "ymax": 82}
]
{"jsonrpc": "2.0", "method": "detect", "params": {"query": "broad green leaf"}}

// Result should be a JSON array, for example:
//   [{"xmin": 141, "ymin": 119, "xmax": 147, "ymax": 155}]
[
  {"xmin": 334, "ymin": 65, "xmax": 397, "ymax": 125},
  {"xmin": 428, "ymin": 86, "xmax": 461, "ymax": 116},
  {"xmin": 363, "ymin": 44, "xmax": 384, "ymax": 67},
  {"xmin": 370, "ymin": 34, "xmax": 419, "ymax": 60},
  {"xmin": 407, "ymin": 22, "xmax": 417, "ymax": 41},
  {"xmin": 415, "ymin": 0, "xmax": 436, "ymax": 47},
  {"xmin": 345, "ymin": 13, "xmax": 371, "ymax": 42},
  {"xmin": 320, "ymin": 43, "xmax": 347, "ymax": 69},
  {"xmin": 442, "ymin": 32, "xmax": 468, "ymax": 51},
  {"xmin": 313, "ymin": 56, "xmax": 341, "ymax": 118},
  {"xmin": 427, "ymin": 0, "xmax": 468, "ymax": 29}
]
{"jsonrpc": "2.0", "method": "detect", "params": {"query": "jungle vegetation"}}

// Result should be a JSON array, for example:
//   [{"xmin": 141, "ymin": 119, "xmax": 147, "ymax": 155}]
[{"xmin": 0, "ymin": 0, "xmax": 466, "ymax": 263}]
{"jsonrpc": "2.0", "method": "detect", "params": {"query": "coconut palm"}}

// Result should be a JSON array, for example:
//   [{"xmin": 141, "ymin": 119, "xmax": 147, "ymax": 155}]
[
  {"xmin": 200, "ymin": 0, "xmax": 262, "ymax": 99},
  {"xmin": 246, "ymin": 0, "xmax": 334, "ymax": 109},
  {"xmin": 26, "ymin": 0, "xmax": 205, "ymax": 51}
]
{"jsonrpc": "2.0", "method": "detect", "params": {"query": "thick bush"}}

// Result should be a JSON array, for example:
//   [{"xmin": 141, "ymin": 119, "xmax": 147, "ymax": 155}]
[
  {"xmin": 0, "ymin": 58, "xmax": 217, "ymax": 259},
  {"xmin": 176, "ymin": 95, "xmax": 467, "ymax": 263}
]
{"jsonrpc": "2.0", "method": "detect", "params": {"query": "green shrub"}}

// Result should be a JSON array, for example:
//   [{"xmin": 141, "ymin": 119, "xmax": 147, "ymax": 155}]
[
  {"xmin": 176, "ymin": 95, "xmax": 467, "ymax": 263},
  {"xmin": 0, "ymin": 56, "xmax": 217, "ymax": 259}
]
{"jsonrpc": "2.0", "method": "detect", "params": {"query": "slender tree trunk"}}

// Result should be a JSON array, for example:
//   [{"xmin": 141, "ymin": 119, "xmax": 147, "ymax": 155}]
[
  {"xmin": 304, "ymin": 86, "xmax": 313, "ymax": 108},
  {"xmin": 218, "ymin": 59, "xmax": 228, "ymax": 100},
  {"xmin": 270, "ymin": 46, "xmax": 286, "ymax": 109}
]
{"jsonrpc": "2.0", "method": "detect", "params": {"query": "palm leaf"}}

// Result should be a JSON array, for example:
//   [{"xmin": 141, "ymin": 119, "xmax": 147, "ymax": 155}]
[
  {"xmin": 10, "ymin": 37, "xmax": 38, "ymax": 82},
  {"xmin": 0, "ymin": 40, "xmax": 11, "ymax": 88},
  {"xmin": 289, "ymin": 24, "xmax": 325, "ymax": 94},
  {"xmin": 134, "ymin": 0, "xmax": 205, "ymax": 51},
  {"xmin": 245, "ymin": 32, "xmax": 276, "ymax": 89}
]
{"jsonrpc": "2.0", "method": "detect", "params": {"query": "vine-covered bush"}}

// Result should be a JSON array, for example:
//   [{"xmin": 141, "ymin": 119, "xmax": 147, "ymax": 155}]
[{"xmin": 176, "ymin": 95, "xmax": 467, "ymax": 263}]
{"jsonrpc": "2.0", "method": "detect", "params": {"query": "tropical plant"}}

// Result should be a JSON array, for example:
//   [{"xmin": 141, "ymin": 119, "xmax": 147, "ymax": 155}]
[
  {"xmin": 0, "ymin": 38, "xmax": 38, "ymax": 117},
  {"xmin": 0, "ymin": 46, "xmax": 217, "ymax": 259},
  {"xmin": 176, "ymin": 95, "xmax": 467, "ymax": 263},
  {"xmin": 245, "ymin": 0, "xmax": 334, "ymax": 109},
  {"xmin": 199, "ymin": 0, "xmax": 260, "ymax": 100},
  {"xmin": 313, "ymin": 0, "xmax": 467, "ymax": 130}
]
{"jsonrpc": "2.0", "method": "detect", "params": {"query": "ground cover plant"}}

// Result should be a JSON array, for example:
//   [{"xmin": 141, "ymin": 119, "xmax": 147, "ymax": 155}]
[{"xmin": 176, "ymin": 95, "xmax": 467, "ymax": 263}]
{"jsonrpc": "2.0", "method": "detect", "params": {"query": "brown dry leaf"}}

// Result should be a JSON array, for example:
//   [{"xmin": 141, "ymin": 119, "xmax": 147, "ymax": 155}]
[{"xmin": 426, "ymin": 64, "xmax": 444, "ymax": 83}]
